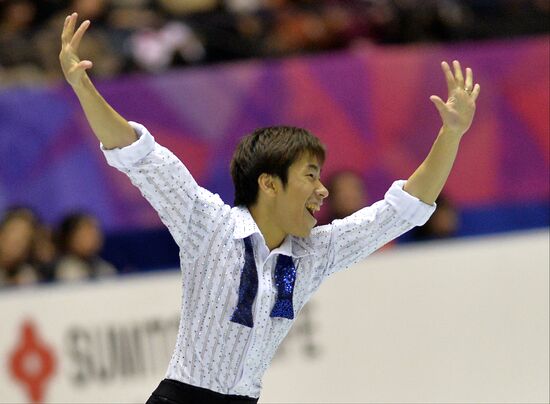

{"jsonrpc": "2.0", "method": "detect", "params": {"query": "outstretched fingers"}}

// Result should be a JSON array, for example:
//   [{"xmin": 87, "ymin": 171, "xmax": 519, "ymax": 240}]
[
  {"xmin": 429, "ymin": 95, "xmax": 447, "ymax": 113},
  {"xmin": 465, "ymin": 67, "xmax": 473, "ymax": 91},
  {"xmin": 61, "ymin": 13, "xmax": 79, "ymax": 48},
  {"xmin": 442, "ymin": 60, "xmax": 479, "ymax": 98},
  {"xmin": 441, "ymin": 61, "xmax": 455, "ymax": 94},
  {"xmin": 463, "ymin": 66, "xmax": 480, "ymax": 100},
  {"xmin": 71, "ymin": 19, "xmax": 90, "ymax": 51},
  {"xmin": 471, "ymin": 83, "xmax": 481, "ymax": 101},
  {"xmin": 67, "ymin": 13, "xmax": 77, "ymax": 41},
  {"xmin": 61, "ymin": 15, "xmax": 71, "ymax": 45},
  {"xmin": 452, "ymin": 60, "xmax": 464, "ymax": 88}
]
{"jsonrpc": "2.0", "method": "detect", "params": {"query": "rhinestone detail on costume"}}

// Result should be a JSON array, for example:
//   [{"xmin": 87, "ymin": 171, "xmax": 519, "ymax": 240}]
[
  {"xmin": 270, "ymin": 254, "xmax": 296, "ymax": 320},
  {"xmin": 230, "ymin": 236, "xmax": 257, "ymax": 328}
]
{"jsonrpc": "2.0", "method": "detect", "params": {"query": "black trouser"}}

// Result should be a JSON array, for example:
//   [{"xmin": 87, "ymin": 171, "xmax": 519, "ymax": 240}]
[{"xmin": 146, "ymin": 378, "xmax": 259, "ymax": 404}]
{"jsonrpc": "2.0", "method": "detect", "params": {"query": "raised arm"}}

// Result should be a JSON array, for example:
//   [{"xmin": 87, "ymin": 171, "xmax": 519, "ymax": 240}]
[
  {"xmin": 403, "ymin": 60, "xmax": 480, "ymax": 205},
  {"xmin": 59, "ymin": 12, "xmax": 136, "ymax": 149}
]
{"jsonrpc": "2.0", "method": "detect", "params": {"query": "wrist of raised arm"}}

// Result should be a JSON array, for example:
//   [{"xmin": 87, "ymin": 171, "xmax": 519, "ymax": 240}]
[
  {"xmin": 439, "ymin": 125, "xmax": 464, "ymax": 141},
  {"xmin": 71, "ymin": 75, "xmax": 92, "ymax": 94}
]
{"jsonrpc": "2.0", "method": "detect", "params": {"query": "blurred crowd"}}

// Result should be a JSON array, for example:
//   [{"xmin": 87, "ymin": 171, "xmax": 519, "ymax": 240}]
[
  {"xmin": 0, "ymin": 0, "xmax": 540, "ymax": 288},
  {"xmin": 321, "ymin": 170, "xmax": 460, "ymax": 245},
  {"xmin": 0, "ymin": 207, "xmax": 116, "ymax": 288},
  {"xmin": 0, "ymin": 173, "xmax": 459, "ymax": 289},
  {"xmin": 1, "ymin": 0, "xmax": 548, "ymax": 87}
]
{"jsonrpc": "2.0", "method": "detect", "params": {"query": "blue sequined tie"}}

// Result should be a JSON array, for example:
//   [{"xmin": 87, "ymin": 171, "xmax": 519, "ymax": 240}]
[
  {"xmin": 230, "ymin": 236, "xmax": 258, "ymax": 328},
  {"xmin": 230, "ymin": 237, "xmax": 297, "ymax": 327},
  {"xmin": 270, "ymin": 254, "xmax": 296, "ymax": 320}
]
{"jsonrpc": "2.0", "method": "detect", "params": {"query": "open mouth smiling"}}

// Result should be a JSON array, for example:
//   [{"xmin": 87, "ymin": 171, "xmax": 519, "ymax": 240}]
[{"xmin": 305, "ymin": 203, "xmax": 320, "ymax": 217}]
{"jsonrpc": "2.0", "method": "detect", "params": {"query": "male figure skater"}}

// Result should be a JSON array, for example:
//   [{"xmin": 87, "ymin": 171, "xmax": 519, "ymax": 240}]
[{"xmin": 60, "ymin": 12, "xmax": 480, "ymax": 404}]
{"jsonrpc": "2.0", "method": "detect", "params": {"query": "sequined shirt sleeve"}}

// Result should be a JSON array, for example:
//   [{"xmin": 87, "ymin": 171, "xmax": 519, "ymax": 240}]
[
  {"xmin": 309, "ymin": 180, "xmax": 436, "ymax": 280},
  {"xmin": 100, "ymin": 121, "xmax": 227, "ymax": 264}
]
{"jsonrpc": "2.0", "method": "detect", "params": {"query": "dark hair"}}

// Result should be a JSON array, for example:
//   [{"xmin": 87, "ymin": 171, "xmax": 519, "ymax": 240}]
[
  {"xmin": 230, "ymin": 126, "xmax": 326, "ymax": 207},
  {"xmin": 0, "ymin": 206, "xmax": 37, "ymax": 230},
  {"xmin": 327, "ymin": 169, "xmax": 365, "ymax": 194},
  {"xmin": 56, "ymin": 212, "xmax": 96, "ymax": 254}
]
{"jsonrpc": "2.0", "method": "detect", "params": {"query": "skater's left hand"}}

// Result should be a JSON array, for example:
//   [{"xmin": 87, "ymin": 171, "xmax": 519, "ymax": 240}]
[{"xmin": 430, "ymin": 60, "xmax": 480, "ymax": 137}]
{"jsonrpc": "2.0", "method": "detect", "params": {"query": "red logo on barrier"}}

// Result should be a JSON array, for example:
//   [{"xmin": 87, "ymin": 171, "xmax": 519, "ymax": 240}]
[{"xmin": 9, "ymin": 320, "xmax": 56, "ymax": 403}]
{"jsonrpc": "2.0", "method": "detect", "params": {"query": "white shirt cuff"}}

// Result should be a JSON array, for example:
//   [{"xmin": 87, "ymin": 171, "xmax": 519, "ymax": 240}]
[
  {"xmin": 101, "ymin": 121, "xmax": 155, "ymax": 168},
  {"xmin": 385, "ymin": 180, "xmax": 436, "ymax": 226}
]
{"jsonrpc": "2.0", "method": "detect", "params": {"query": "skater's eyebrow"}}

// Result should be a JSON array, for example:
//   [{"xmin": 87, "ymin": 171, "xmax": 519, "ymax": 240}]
[{"xmin": 306, "ymin": 164, "xmax": 320, "ymax": 172}]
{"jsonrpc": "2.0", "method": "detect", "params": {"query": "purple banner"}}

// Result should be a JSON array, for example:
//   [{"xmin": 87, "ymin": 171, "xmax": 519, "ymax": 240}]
[{"xmin": 1, "ymin": 36, "xmax": 548, "ymax": 230}]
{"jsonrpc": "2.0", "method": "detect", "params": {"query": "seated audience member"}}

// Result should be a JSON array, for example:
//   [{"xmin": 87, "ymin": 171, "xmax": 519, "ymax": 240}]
[
  {"xmin": 31, "ymin": 223, "xmax": 58, "ymax": 282},
  {"xmin": 34, "ymin": 0, "xmax": 123, "ymax": 82},
  {"xmin": 0, "ymin": 207, "xmax": 40, "ymax": 287},
  {"xmin": 54, "ymin": 212, "xmax": 116, "ymax": 282},
  {"xmin": 157, "ymin": 0, "xmax": 219, "ymax": 16},
  {"xmin": 323, "ymin": 170, "xmax": 368, "ymax": 223},
  {"xmin": 322, "ymin": 170, "xmax": 395, "ymax": 251},
  {"xmin": 129, "ymin": 20, "xmax": 206, "ymax": 72},
  {"xmin": 409, "ymin": 194, "xmax": 459, "ymax": 241},
  {"xmin": 0, "ymin": 0, "xmax": 44, "ymax": 86}
]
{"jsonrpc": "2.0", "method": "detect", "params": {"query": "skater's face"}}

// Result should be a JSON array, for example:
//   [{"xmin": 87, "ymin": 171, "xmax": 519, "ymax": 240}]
[{"xmin": 272, "ymin": 152, "xmax": 329, "ymax": 238}]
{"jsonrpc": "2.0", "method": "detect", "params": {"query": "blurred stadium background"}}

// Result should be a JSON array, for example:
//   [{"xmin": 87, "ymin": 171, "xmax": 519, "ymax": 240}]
[{"xmin": 0, "ymin": 0, "xmax": 548, "ymax": 403}]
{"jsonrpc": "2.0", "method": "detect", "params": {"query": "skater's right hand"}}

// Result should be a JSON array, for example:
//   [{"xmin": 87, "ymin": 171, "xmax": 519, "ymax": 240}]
[{"xmin": 59, "ymin": 12, "xmax": 92, "ymax": 88}]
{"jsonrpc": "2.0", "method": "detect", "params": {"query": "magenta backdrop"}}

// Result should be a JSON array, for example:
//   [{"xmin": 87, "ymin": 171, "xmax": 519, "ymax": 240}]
[{"xmin": 0, "ymin": 37, "xmax": 548, "ymax": 230}]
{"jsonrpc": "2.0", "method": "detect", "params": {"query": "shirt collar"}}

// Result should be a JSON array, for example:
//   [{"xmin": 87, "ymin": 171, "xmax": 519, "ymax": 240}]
[
  {"xmin": 232, "ymin": 206, "xmax": 262, "ymax": 239},
  {"xmin": 231, "ymin": 206, "xmax": 314, "ymax": 258}
]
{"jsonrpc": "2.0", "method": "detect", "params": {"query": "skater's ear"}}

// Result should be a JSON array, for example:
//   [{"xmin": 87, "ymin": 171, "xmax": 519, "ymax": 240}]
[{"xmin": 257, "ymin": 173, "xmax": 280, "ymax": 199}]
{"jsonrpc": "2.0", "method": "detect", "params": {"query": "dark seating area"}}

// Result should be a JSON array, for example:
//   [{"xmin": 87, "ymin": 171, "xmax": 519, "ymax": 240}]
[{"xmin": 1, "ymin": 0, "xmax": 548, "ymax": 86}]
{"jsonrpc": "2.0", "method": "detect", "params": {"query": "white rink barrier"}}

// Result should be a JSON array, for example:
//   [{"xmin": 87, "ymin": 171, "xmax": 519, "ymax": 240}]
[{"xmin": 1, "ymin": 229, "xmax": 548, "ymax": 404}]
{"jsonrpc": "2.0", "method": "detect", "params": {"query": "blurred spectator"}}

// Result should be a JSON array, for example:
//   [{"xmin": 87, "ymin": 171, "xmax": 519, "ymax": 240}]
[
  {"xmin": 30, "ymin": 224, "xmax": 57, "ymax": 282},
  {"xmin": 34, "ymin": 0, "xmax": 124, "ymax": 82},
  {"xmin": 323, "ymin": 170, "xmax": 368, "ymax": 223},
  {"xmin": 54, "ymin": 212, "xmax": 116, "ymax": 282},
  {"xmin": 70, "ymin": 0, "xmax": 111, "ymax": 25},
  {"xmin": 321, "ymin": 170, "xmax": 397, "ymax": 251},
  {"xmin": 0, "ymin": 207, "xmax": 40, "ymax": 287},
  {"xmin": 0, "ymin": 0, "xmax": 548, "ymax": 85},
  {"xmin": 108, "ymin": 0, "xmax": 161, "ymax": 31},
  {"xmin": 463, "ymin": 0, "xmax": 550, "ymax": 40},
  {"xmin": 264, "ymin": 6, "xmax": 326, "ymax": 56},
  {"xmin": 129, "ymin": 21, "xmax": 206, "ymax": 72},
  {"xmin": 409, "ymin": 194, "xmax": 459, "ymax": 241},
  {"xmin": 224, "ymin": 0, "xmax": 266, "ymax": 13},
  {"xmin": 0, "ymin": 0, "xmax": 43, "ymax": 85},
  {"xmin": 158, "ymin": 0, "xmax": 219, "ymax": 16}
]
